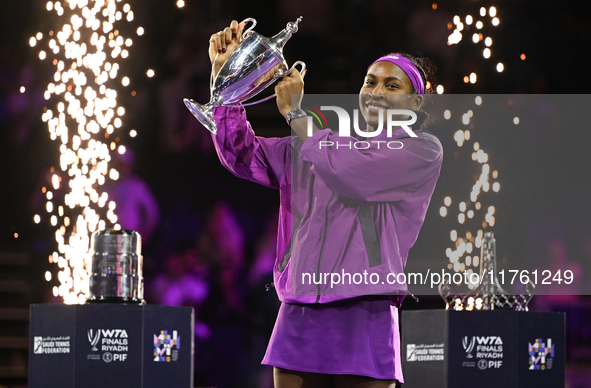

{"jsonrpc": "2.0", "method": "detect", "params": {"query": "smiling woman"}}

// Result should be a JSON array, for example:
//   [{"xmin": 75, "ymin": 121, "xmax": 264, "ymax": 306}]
[
  {"xmin": 196, "ymin": 20, "xmax": 443, "ymax": 388},
  {"xmin": 360, "ymin": 53, "xmax": 435, "ymax": 133}
]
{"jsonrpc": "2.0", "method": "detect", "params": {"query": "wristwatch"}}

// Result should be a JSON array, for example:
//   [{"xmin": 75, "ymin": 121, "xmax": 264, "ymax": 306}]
[{"xmin": 286, "ymin": 108, "xmax": 307, "ymax": 126}]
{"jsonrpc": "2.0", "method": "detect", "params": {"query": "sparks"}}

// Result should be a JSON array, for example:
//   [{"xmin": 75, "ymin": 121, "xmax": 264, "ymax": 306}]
[
  {"xmin": 34, "ymin": 0, "xmax": 138, "ymax": 304},
  {"xmin": 439, "ymin": 96, "xmax": 501, "ymax": 277}
]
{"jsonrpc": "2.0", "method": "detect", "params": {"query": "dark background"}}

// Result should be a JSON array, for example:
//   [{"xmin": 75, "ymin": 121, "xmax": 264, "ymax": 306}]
[
  {"xmin": 1, "ymin": 1, "xmax": 590, "ymax": 387},
  {"xmin": 2, "ymin": 0, "xmax": 590, "ymax": 272}
]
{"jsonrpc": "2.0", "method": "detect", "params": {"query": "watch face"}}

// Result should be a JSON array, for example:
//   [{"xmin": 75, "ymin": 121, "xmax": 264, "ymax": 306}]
[{"xmin": 288, "ymin": 109, "xmax": 306, "ymax": 123}]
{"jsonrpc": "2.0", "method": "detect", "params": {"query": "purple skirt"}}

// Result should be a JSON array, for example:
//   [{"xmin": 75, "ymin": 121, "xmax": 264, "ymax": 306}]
[{"xmin": 261, "ymin": 296, "xmax": 403, "ymax": 382}]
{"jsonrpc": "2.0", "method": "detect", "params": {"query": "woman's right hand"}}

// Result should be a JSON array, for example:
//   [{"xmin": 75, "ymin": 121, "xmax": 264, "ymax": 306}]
[{"xmin": 209, "ymin": 20, "xmax": 246, "ymax": 78}]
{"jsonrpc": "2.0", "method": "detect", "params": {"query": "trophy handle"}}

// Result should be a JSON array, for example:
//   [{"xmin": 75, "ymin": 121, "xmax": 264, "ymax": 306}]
[
  {"xmin": 276, "ymin": 61, "xmax": 306, "ymax": 77},
  {"xmin": 240, "ymin": 17, "xmax": 257, "ymax": 40},
  {"xmin": 236, "ymin": 61, "xmax": 307, "ymax": 107}
]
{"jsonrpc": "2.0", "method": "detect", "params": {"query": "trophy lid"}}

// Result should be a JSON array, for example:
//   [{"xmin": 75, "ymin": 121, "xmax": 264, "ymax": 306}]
[{"xmin": 268, "ymin": 17, "xmax": 302, "ymax": 51}]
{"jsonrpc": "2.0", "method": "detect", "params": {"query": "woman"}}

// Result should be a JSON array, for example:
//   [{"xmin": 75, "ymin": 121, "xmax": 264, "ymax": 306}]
[{"xmin": 206, "ymin": 20, "xmax": 443, "ymax": 388}]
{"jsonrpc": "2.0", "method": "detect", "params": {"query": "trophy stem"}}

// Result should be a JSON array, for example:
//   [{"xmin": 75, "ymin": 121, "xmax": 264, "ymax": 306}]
[{"xmin": 184, "ymin": 98, "xmax": 217, "ymax": 134}]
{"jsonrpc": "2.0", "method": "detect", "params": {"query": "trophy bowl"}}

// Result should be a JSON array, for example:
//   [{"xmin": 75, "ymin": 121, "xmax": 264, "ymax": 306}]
[{"xmin": 184, "ymin": 17, "xmax": 306, "ymax": 134}]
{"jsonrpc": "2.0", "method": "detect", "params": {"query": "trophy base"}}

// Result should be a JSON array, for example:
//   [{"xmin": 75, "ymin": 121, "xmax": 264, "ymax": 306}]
[
  {"xmin": 86, "ymin": 296, "xmax": 144, "ymax": 304},
  {"xmin": 183, "ymin": 98, "xmax": 217, "ymax": 134}
]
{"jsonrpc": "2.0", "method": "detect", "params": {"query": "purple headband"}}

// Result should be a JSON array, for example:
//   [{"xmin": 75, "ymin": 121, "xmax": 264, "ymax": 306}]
[{"xmin": 369, "ymin": 55, "xmax": 425, "ymax": 95}]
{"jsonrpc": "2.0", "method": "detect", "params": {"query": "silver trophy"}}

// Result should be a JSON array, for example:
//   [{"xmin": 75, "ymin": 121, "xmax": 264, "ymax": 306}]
[
  {"xmin": 87, "ymin": 229, "xmax": 144, "ymax": 304},
  {"xmin": 183, "ymin": 17, "xmax": 306, "ymax": 134}
]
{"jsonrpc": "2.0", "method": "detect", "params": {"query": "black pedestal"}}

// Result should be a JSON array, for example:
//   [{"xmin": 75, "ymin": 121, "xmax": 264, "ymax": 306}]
[
  {"xmin": 28, "ymin": 304, "xmax": 194, "ymax": 388},
  {"xmin": 401, "ymin": 310, "xmax": 565, "ymax": 388}
]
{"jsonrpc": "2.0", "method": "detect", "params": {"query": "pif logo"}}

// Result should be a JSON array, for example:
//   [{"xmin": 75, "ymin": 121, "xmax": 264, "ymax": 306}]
[{"xmin": 102, "ymin": 352, "xmax": 127, "ymax": 362}]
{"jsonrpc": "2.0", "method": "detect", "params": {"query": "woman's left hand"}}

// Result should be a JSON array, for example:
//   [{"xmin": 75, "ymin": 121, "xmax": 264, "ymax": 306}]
[{"xmin": 275, "ymin": 68, "xmax": 306, "ymax": 119}]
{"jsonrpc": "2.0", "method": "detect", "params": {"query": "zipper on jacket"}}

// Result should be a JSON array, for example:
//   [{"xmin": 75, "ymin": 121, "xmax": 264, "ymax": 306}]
[
  {"xmin": 277, "ymin": 174, "xmax": 315, "ymax": 273},
  {"xmin": 357, "ymin": 206, "xmax": 382, "ymax": 268},
  {"xmin": 315, "ymin": 192, "xmax": 337, "ymax": 303},
  {"xmin": 276, "ymin": 214, "xmax": 304, "ymax": 273}
]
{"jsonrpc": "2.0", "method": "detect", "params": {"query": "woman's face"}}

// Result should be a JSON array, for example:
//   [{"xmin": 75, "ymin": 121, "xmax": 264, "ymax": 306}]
[{"xmin": 359, "ymin": 61, "xmax": 423, "ymax": 130}]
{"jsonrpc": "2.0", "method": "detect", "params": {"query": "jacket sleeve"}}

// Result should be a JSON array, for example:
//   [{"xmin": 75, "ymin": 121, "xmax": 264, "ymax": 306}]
[
  {"xmin": 299, "ymin": 128, "xmax": 443, "ymax": 202},
  {"xmin": 211, "ymin": 106, "xmax": 292, "ymax": 189}
]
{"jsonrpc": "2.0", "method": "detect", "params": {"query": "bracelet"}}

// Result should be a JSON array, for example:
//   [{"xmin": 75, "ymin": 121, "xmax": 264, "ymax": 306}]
[{"xmin": 286, "ymin": 108, "xmax": 307, "ymax": 126}]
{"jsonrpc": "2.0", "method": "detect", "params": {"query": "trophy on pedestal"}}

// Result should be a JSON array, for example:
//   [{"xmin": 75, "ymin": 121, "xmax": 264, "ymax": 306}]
[
  {"xmin": 438, "ymin": 231, "xmax": 536, "ymax": 311},
  {"xmin": 87, "ymin": 229, "xmax": 144, "ymax": 304}
]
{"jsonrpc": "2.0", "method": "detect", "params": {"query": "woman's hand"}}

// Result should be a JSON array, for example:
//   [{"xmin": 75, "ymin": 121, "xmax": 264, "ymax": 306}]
[
  {"xmin": 275, "ymin": 68, "xmax": 306, "ymax": 119},
  {"xmin": 276, "ymin": 69, "xmax": 317, "ymax": 141},
  {"xmin": 209, "ymin": 20, "xmax": 246, "ymax": 79}
]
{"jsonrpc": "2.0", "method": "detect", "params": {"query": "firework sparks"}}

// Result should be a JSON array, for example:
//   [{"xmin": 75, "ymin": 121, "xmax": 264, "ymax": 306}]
[
  {"xmin": 445, "ymin": 5, "xmax": 503, "ymax": 85},
  {"xmin": 428, "ymin": 3, "xmax": 509, "ymax": 308},
  {"xmin": 439, "ymin": 96, "xmax": 501, "ymax": 303},
  {"xmin": 32, "ymin": 0, "xmax": 141, "ymax": 304}
]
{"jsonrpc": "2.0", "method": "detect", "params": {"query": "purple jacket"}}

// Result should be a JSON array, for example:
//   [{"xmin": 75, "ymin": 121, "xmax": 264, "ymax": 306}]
[{"xmin": 212, "ymin": 106, "xmax": 443, "ymax": 305}]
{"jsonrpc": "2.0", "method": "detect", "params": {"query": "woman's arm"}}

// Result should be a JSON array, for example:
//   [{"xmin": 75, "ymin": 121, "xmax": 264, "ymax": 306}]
[
  {"xmin": 211, "ymin": 106, "xmax": 292, "ymax": 189},
  {"xmin": 207, "ymin": 21, "xmax": 293, "ymax": 188}
]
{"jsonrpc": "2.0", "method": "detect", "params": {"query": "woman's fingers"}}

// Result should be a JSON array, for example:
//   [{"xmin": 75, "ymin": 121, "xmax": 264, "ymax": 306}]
[
  {"xmin": 209, "ymin": 27, "xmax": 234, "ymax": 55},
  {"xmin": 291, "ymin": 68, "xmax": 302, "ymax": 82},
  {"xmin": 207, "ymin": 20, "xmax": 250, "ymax": 68},
  {"xmin": 217, "ymin": 21, "xmax": 244, "ymax": 54},
  {"xmin": 229, "ymin": 20, "xmax": 239, "ymax": 39},
  {"xmin": 278, "ymin": 69, "xmax": 304, "ymax": 90},
  {"xmin": 209, "ymin": 33, "xmax": 221, "ymax": 58},
  {"xmin": 222, "ymin": 27, "xmax": 233, "ymax": 51},
  {"xmin": 275, "ymin": 70, "xmax": 305, "ymax": 117},
  {"xmin": 237, "ymin": 22, "xmax": 246, "ymax": 41},
  {"xmin": 209, "ymin": 33, "xmax": 220, "ymax": 48}
]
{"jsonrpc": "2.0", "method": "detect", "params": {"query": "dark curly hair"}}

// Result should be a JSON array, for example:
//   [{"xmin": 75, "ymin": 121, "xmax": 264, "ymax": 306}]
[{"xmin": 387, "ymin": 51, "xmax": 437, "ymax": 130}]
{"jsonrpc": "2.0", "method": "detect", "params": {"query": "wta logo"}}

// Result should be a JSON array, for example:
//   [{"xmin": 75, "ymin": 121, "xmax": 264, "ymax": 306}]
[
  {"xmin": 88, "ymin": 329, "xmax": 101, "ymax": 351},
  {"xmin": 463, "ymin": 336, "xmax": 476, "ymax": 358}
]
